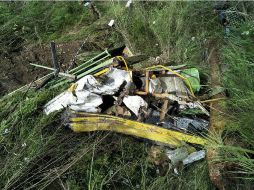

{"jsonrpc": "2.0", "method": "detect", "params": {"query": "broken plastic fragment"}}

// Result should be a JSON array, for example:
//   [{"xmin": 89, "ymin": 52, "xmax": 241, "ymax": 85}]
[
  {"xmin": 180, "ymin": 68, "xmax": 201, "ymax": 93},
  {"xmin": 167, "ymin": 148, "xmax": 205, "ymax": 166}
]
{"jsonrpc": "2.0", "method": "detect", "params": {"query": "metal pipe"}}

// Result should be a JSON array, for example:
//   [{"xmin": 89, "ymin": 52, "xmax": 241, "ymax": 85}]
[
  {"xmin": 50, "ymin": 42, "xmax": 59, "ymax": 76},
  {"xmin": 30, "ymin": 63, "xmax": 76, "ymax": 80},
  {"xmin": 30, "ymin": 63, "xmax": 55, "ymax": 71}
]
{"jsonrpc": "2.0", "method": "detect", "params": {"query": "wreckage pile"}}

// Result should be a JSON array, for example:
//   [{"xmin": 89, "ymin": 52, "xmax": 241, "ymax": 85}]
[{"xmin": 34, "ymin": 46, "xmax": 210, "ymax": 170}]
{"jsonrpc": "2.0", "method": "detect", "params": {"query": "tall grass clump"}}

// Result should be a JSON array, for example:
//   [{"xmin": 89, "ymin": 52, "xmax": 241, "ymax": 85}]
[{"xmin": 206, "ymin": 19, "xmax": 254, "ymax": 188}]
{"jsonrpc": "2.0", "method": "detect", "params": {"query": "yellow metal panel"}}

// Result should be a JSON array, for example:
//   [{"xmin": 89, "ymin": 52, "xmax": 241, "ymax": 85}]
[
  {"xmin": 93, "ymin": 68, "xmax": 109, "ymax": 77},
  {"xmin": 69, "ymin": 113, "xmax": 206, "ymax": 147}
]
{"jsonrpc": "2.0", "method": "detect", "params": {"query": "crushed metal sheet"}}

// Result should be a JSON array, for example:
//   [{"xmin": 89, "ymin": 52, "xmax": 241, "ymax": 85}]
[
  {"xmin": 44, "ymin": 91, "xmax": 76, "ymax": 115},
  {"xmin": 149, "ymin": 76, "xmax": 191, "ymax": 101},
  {"xmin": 175, "ymin": 117, "xmax": 209, "ymax": 132},
  {"xmin": 183, "ymin": 150, "xmax": 206, "ymax": 165},
  {"xmin": 166, "ymin": 147, "xmax": 189, "ymax": 165},
  {"xmin": 44, "ymin": 91, "xmax": 102, "ymax": 115},
  {"xmin": 163, "ymin": 117, "xmax": 209, "ymax": 132},
  {"xmin": 44, "ymin": 68, "xmax": 130, "ymax": 115},
  {"xmin": 166, "ymin": 148, "xmax": 205, "ymax": 166},
  {"xmin": 78, "ymin": 68, "xmax": 131, "ymax": 95}
]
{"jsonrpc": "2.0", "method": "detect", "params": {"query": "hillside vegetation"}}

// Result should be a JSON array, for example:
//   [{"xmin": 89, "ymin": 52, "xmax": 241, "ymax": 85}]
[{"xmin": 0, "ymin": 1, "xmax": 254, "ymax": 189}]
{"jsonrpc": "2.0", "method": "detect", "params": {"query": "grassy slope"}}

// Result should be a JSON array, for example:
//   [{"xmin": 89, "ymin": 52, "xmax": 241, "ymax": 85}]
[{"xmin": 0, "ymin": 1, "xmax": 254, "ymax": 189}]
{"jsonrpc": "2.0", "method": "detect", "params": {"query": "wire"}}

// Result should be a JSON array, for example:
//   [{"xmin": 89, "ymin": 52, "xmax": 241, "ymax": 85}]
[
  {"xmin": 145, "ymin": 65, "xmax": 195, "ymax": 97},
  {"xmin": 116, "ymin": 56, "xmax": 133, "ymax": 82}
]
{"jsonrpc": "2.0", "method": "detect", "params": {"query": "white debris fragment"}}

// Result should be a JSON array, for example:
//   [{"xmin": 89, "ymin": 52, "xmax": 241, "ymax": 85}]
[
  {"xmin": 70, "ymin": 105, "xmax": 101, "ymax": 113},
  {"xmin": 3, "ymin": 128, "xmax": 10, "ymax": 135},
  {"xmin": 75, "ymin": 75, "xmax": 98, "ymax": 91},
  {"xmin": 21, "ymin": 142, "xmax": 27, "ymax": 147},
  {"xmin": 173, "ymin": 168, "xmax": 179, "ymax": 175},
  {"xmin": 125, "ymin": 0, "xmax": 132, "ymax": 8},
  {"xmin": 241, "ymin": 31, "xmax": 250, "ymax": 35},
  {"xmin": 44, "ymin": 91, "xmax": 76, "ymax": 115},
  {"xmin": 108, "ymin": 19, "xmax": 115, "ymax": 27},
  {"xmin": 183, "ymin": 150, "xmax": 205, "ymax": 165},
  {"xmin": 123, "ymin": 96, "xmax": 148, "ymax": 116},
  {"xmin": 84, "ymin": 2, "xmax": 91, "ymax": 7}
]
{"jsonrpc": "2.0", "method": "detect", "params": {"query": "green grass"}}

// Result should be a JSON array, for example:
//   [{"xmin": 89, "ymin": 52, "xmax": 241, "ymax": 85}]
[
  {"xmin": 1, "ymin": 1, "xmax": 254, "ymax": 189},
  {"xmin": 0, "ymin": 88, "xmax": 214, "ymax": 189},
  {"xmin": 0, "ymin": 1, "xmax": 95, "ymax": 53},
  {"xmin": 204, "ymin": 20, "xmax": 254, "ymax": 189}
]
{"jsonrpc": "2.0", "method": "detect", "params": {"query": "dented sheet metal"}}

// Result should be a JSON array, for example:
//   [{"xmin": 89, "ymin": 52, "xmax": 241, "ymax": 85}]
[
  {"xmin": 182, "ymin": 150, "xmax": 206, "ymax": 165},
  {"xmin": 149, "ymin": 76, "xmax": 191, "ymax": 102},
  {"xmin": 69, "ymin": 112, "xmax": 207, "ymax": 147},
  {"xmin": 163, "ymin": 117, "xmax": 209, "ymax": 132},
  {"xmin": 44, "ymin": 90, "xmax": 103, "ymax": 115},
  {"xmin": 75, "ymin": 68, "xmax": 131, "ymax": 94},
  {"xmin": 44, "ymin": 68, "xmax": 130, "ymax": 115},
  {"xmin": 166, "ymin": 148, "xmax": 205, "ymax": 166}
]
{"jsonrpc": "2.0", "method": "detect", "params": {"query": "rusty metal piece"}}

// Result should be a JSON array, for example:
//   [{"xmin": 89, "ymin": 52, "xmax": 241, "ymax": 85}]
[
  {"xmin": 160, "ymin": 99, "xmax": 169, "ymax": 121},
  {"xmin": 135, "ymin": 71, "xmax": 150, "ymax": 95},
  {"xmin": 145, "ymin": 71, "xmax": 149, "ymax": 93}
]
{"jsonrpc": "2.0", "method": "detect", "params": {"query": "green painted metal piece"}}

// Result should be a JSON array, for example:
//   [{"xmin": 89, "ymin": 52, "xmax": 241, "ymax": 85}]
[
  {"xmin": 70, "ymin": 49, "xmax": 110, "ymax": 74},
  {"xmin": 72, "ymin": 54, "xmax": 111, "ymax": 75},
  {"xmin": 180, "ymin": 68, "xmax": 201, "ymax": 93},
  {"xmin": 48, "ymin": 50, "xmax": 111, "ymax": 88},
  {"xmin": 76, "ymin": 58, "xmax": 114, "ymax": 79}
]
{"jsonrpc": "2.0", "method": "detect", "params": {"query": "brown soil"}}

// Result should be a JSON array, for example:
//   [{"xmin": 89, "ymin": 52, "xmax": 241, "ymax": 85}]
[{"xmin": 0, "ymin": 40, "xmax": 102, "ymax": 96}]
